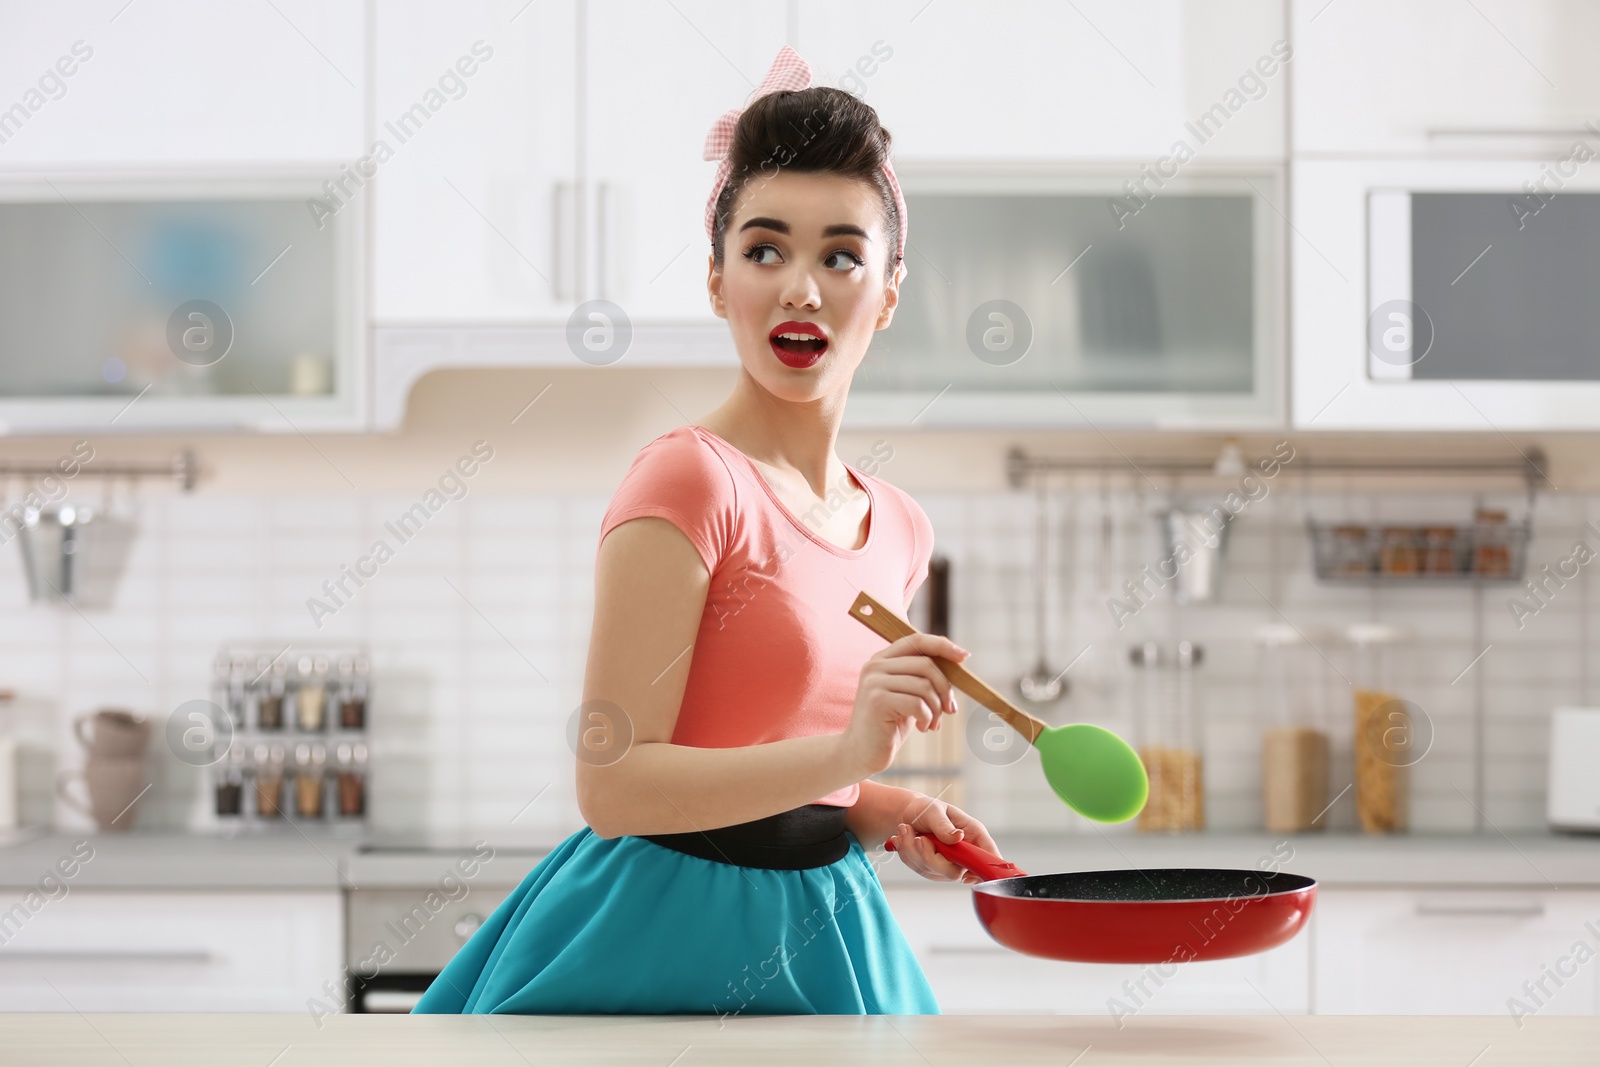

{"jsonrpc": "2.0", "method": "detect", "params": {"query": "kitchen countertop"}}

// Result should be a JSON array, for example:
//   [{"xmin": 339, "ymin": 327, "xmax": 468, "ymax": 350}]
[
  {"xmin": 1, "ymin": 1013, "xmax": 1593, "ymax": 1065},
  {"xmin": 0, "ymin": 830, "xmax": 551, "ymax": 891},
  {"xmin": 1, "ymin": 827, "xmax": 1595, "ymax": 891}
]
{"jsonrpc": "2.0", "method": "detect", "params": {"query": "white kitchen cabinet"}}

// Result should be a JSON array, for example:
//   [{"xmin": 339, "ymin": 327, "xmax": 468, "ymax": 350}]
[
  {"xmin": 371, "ymin": 0, "xmax": 578, "ymax": 323},
  {"xmin": 584, "ymin": 1, "xmax": 787, "ymax": 320},
  {"xmin": 884, "ymin": 884, "xmax": 1309, "ymax": 1016},
  {"xmin": 1312, "ymin": 888, "xmax": 1600, "ymax": 1016},
  {"xmin": 1291, "ymin": 0, "xmax": 1600, "ymax": 157},
  {"xmin": 0, "ymin": 890, "xmax": 343, "ymax": 1011},
  {"xmin": 0, "ymin": 1, "xmax": 364, "ymax": 166},
  {"xmin": 798, "ymin": 1, "xmax": 1287, "ymax": 163},
  {"xmin": 373, "ymin": 0, "xmax": 783, "ymax": 325}
]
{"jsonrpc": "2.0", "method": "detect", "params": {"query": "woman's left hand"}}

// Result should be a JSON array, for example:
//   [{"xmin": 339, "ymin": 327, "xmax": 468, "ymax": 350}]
[{"xmin": 889, "ymin": 796, "xmax": 1000, "ymax": 886}]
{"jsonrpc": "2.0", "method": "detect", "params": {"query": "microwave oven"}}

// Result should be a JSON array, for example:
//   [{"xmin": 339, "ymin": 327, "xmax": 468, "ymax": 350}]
[{"xmin": 1292, "ymin": 156, "xmax": 1600, "ymax": 430}]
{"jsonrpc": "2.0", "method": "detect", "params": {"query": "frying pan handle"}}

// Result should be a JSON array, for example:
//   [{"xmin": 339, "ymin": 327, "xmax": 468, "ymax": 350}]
[{"xmin": 884, "ymin": 833, "xmax": 1029, "ymax": 881}]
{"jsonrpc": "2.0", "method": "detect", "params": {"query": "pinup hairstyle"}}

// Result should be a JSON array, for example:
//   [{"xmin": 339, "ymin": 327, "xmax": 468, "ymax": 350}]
[{"xmin": 710, "ymin": 86, "xmax": 902, "ymax": 284}]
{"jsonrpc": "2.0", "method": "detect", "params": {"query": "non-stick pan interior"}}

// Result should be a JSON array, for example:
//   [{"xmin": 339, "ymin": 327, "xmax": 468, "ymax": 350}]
[{"xmin": 980, "ymin": 868, "xmax": 1316, "ymax": 903}]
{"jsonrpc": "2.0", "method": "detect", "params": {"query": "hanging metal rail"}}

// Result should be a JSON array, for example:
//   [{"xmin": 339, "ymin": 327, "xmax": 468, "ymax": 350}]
[{"xmin": 0, "ymin": 449, "xmax": 198, "ymax": 491}]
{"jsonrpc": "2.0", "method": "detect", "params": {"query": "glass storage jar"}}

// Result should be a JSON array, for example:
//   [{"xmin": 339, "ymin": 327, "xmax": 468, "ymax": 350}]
[
  {"xmin": 1131, "ymin": 641, "xmax": 1205, "ymax": 833},
  {"xmin": 1255, "ymin": 624, "xmax": 1332, "ymax": 833},
  {"xmin": 1348, "ymin": 623, "xmax": 1415, "ymax": 834}
]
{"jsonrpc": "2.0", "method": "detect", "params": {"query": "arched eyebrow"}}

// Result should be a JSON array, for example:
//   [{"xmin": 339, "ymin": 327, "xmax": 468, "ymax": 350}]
[{"xmin": 738, "ymin": 217, "xmax": 873, "ymax": 242}]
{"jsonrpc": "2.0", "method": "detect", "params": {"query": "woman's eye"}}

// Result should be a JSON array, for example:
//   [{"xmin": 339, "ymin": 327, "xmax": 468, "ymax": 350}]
[
  {"xmin": 825, "ymin": 250, "xmax": 864, "ymax": 271},
  {"xmin": 742, "ymin": 243, "xmax": 781, "ymax": 266}
]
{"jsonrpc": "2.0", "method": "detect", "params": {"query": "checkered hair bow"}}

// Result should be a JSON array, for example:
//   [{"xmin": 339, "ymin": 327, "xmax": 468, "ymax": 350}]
[{"xmin": 701, "ymin": 44, "xmax": 907, "ymax": 275}]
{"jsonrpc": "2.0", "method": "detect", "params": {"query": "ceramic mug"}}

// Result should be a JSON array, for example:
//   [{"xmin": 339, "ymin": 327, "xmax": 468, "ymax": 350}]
[
  {"xmin": 56, "ymin": 756, "xmax": 147, "ymax": 831},
  {"xmin": 72, "ymin": 709, "xmax": 151, "ymax": 760}
]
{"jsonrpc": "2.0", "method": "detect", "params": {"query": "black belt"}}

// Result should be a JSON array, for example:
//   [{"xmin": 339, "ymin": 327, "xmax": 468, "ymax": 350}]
[{"xmin": 639, "ymin": 803, "xmax": 851, "ymax": 870}]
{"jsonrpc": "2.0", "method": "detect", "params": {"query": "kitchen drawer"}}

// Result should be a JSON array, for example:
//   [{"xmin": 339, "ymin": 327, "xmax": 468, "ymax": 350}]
[
  {"xmin": 884, "ymin": 885, "xmax": 1309, "ymax": 1016},
  {"xmin": 1312, "ymin": 889, "xmax": 1600, "ymax": 1016},
  {"xmin": 0, "ymin": 890, "xmax": 342, "ymax": 1011}
]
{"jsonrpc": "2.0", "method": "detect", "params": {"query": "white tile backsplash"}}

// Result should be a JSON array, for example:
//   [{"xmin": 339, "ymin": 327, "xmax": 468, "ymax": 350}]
[{"xmin": 3, "ymin": 484, "xmax": 1590, "ymax": 840}]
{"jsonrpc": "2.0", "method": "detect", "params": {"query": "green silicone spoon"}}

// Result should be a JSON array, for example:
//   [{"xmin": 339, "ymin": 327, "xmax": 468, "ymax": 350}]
[{"xmin": 849, "ymin": 591, "xmax": 1148, "ymax": 823}]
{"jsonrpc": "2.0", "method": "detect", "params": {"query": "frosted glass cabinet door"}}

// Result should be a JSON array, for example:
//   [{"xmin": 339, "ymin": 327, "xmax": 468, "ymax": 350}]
[
  {"xmin": 847, "ymin": 170, "xmax": 1283, "ymax": 428},
  {"xmin": 0, "ymin": 177, "xmax": 364, "ymax": 433},
  {"xmin": 372, "ymin": 0, "xmax": 578, "ymax": 322}
]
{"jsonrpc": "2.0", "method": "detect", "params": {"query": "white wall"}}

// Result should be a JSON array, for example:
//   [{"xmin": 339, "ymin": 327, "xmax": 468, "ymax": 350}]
[{"xmin": 6, "ymin": 444, "xmax": 1582, "ymax": 841}]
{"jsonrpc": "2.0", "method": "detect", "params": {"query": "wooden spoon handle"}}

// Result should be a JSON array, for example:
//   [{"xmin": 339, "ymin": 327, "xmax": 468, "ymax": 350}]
[{"xmin": 848, "ymin": 591, "xmax": 1047, "ymax": 745}]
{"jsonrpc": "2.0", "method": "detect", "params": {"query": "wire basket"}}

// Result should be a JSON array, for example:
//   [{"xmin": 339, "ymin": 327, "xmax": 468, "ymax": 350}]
[{"xmin": 1307, "ymin": 518, "xmax": 1530, "ymax": 584}]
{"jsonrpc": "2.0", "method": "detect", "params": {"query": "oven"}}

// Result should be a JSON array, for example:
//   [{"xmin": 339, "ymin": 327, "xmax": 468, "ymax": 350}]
[
  {"xmin": 1293, "ymin": 150, "xmax": 1600, "ymax": 429},
  {"xmin": 344, "ymin": 842, "xmax": 545, "ymax": 1013}
]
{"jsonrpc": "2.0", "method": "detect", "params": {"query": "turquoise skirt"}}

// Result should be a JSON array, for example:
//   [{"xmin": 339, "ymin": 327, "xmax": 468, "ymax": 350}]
[{"xmin": 410, "ymin": 826, "xmax": 939, "ymax": 1015}]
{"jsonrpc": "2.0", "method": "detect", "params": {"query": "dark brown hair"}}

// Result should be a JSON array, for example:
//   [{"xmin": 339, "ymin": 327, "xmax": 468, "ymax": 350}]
[{"xmin": 711, "ymin": 86, "xmax": 902, "ymax": 283}]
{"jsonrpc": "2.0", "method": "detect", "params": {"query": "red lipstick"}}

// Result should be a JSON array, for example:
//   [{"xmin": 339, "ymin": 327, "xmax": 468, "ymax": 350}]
[{"xmin": 768, "ymin": 321, "xmax": 829, "ymax": 369}]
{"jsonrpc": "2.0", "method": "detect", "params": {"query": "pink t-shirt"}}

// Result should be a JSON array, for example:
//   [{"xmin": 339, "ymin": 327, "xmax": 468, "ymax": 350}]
[{"xmin": 596, "ymin": 425, "xmax": 934, "ymax": 807}]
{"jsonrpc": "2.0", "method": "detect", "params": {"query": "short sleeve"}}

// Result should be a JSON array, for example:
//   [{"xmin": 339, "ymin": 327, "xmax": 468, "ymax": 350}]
[
  {"xmin": 597, "ymin": 427, "xmax": 739, "ymax": 575},
  {"xmin": 899, "ymin": 490, "xmax": 936, "ymax": 604}
]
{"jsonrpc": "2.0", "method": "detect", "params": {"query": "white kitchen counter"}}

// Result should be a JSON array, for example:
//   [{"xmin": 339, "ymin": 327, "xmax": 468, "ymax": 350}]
[
  {"xmin": 0, "ymin": 831, "xmax": 550, "ymax": 890},
  {"xmin": 1, "ymin": 828, "xmax": 1595, "ymax": 890},
  {"xmin": 0, "ymin": 1013, "xmax": 1592, "ymax": 1065}
]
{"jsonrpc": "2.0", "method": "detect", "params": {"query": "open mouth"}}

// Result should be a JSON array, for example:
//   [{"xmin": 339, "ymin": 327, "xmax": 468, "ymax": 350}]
[{"xmin": 769, "ymin": 321, "xmax": 829, "ymax": 367}]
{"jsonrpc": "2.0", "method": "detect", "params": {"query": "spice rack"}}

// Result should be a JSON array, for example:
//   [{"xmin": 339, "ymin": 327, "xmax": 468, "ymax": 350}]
[
  {"xmin": 206, "ymin": 646, "xmax": 370, "ymax": 835},
  {"xmin": 1308, "ymin": 511, "xmax": 1531, "ymax": 584}
]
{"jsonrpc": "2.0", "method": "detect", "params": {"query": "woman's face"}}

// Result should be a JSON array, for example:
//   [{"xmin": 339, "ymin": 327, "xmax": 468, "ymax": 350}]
[{"xmin": 708, "ymin": 171, "xmax": 902, "ymax": 404}]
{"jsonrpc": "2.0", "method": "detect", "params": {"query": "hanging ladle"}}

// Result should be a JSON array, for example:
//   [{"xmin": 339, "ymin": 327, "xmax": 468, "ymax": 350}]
[
  {"xmin": 1018, "ymin": 480, "xmax": 1066, "ymax": 705},
  {"xmin": 849, "ymin": 591, "xmax": 1148, "ymax": 823}
]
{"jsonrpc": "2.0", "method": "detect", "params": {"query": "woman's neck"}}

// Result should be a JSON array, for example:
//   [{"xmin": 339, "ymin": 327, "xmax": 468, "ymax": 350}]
[{"xmin": 697, "ymin": 369, "xmax": 849, "ymax": 497}]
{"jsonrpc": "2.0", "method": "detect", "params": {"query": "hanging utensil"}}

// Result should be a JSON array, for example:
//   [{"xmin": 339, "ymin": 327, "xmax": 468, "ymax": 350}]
[
  {"xmin": 1018, "ymin": 480, "xmax": 1065, "ymax": 705},
  {"xmin": 18, "ymin": 503, "xmax": 139, "ymax": 609},
  {"xmin": 885, "ymin": 832, "xmax": 1316, "ymax": 964},
  {"xmin": 849, "ymin": 591, "xmax": 1147, "ymax": 823},
  {"xmin": 1159, "ymin": 505, "xmax": 1233, "ymax": 604}
]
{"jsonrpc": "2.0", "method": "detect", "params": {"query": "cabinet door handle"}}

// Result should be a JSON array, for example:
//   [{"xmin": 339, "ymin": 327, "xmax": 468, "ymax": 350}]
[
  {"xmin": 595, "ymin": 181, "xmax": 610, "ymax": 302},
  {"xmin": 1414, "ymin": 900, "xmax": 1545, "ymax": 918},
  {"xmin": 1427, "ymin": 127, "xmax": 1595, "ymax": 139},
  {"xmin": 0, "ymin": 949, "xmax": 215, "ymax": 963},
  {"xmin": 553, "ymin": 182, "xmax": 576, "ymax": 302}
]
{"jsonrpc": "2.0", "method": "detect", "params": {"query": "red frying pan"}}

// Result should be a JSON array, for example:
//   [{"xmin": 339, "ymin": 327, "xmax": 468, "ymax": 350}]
[{"xmin": 886, "ymin": 834, "xmax": 1316, "ymax": 964}]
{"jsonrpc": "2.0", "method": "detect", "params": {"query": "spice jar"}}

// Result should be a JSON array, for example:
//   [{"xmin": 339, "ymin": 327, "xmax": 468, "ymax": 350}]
[
  {"xmin": 1378, "ymin": 527, "xmax": 1421, "ymax": 576},
  {"xmin": 293, "ymin": 742, "xmax": 326, "ymax": 818},
  {"xmin": 1472, "ymin": 509, "xmax": 1512, "ymax": 577},
  {"xmin": 1348, "ymin": 623, "xmax": 1413, "ymax": 834},
  {"xmin": 214, "ymin": 743, "xmax": 246, "ymax": 821},
  {"xmin": 295, "ymin": 656, "xmax": 327, "ymax": 732},
  {"xmin": 213, "ymin": 655, "xmax": 247, "ymax": 731},
  {"xmin": 1329, "ymin": 525, "xmax": 1373, "ymax": 577},
  {"xmin": 334, "ymin": 741, "xmax": 367, "ymax": 819},
  {"xmin": 255, "ymin": 657, "xmax": 287, "ymax": 731},
  {"xmin": 338, "ymin": 655, "xmax": 369, "ymax": 730},
  {"xmin": 252, "ymin": 741, "xmax": 287, "ymax": 819},
  {"xmin": 1421, "ymin": 527, "xmax": 1460, "ymax": 576},
  {"xmin": 1131, "ymin": 642, "xmax": 1205, "ymax": 833},
  {"xmin": 1255, "ymin": 625, "xmax": 1331, "ymax": 833}
]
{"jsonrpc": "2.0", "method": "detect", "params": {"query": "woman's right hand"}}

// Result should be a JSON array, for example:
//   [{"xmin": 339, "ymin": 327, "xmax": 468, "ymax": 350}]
[{"xmin": 841, "ymin": 633, "xmax": 969, "ymax": 777}]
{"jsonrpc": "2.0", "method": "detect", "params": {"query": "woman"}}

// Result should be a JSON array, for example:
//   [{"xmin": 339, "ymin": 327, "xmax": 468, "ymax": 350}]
[{"xmin": 412, "ymin": 45, "xmax": 998, "ymax": 1017}]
